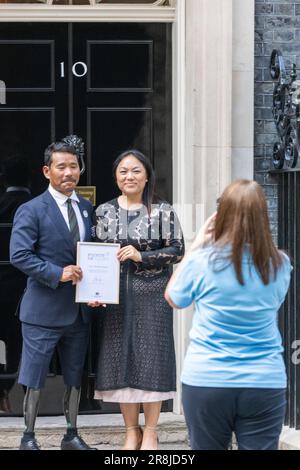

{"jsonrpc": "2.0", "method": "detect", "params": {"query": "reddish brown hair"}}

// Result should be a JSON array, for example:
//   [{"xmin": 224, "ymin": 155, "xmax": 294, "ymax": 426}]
[{"xmin": 214, "ymin": 179, "xmax": 283, "ymax": 285}]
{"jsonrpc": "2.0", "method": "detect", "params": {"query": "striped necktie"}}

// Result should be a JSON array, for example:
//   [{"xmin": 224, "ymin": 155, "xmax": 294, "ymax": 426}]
[{"xmin": 66, "ymin": 198, "xmax": 80, "ymax": 246}]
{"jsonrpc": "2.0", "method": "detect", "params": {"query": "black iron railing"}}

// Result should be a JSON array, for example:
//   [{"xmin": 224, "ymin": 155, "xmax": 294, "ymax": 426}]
[
  {"xmin": 270, "ymin": 50, "xmax": 300, "ymax": 429},
  {"xmin": 275, "ymin": 170, "xmax": 300, "ymax": 430}
]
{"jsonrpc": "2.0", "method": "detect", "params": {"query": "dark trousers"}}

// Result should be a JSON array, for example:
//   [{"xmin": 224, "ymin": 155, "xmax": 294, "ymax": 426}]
[
  {"xmin": 19, "ymin": 314, "xmax": 89, "ymax": 389},
  {"xmin": 182, "ymin": 384, "xmax": 286, "ymax": 450}
]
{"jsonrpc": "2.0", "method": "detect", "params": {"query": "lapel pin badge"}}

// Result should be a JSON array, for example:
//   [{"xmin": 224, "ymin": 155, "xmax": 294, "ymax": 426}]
[{"xmin": 83, "ymin": 210, "xmax": 89, "ymax": 218}]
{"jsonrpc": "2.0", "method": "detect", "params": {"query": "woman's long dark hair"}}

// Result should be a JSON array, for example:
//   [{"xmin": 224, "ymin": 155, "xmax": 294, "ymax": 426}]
[{"xmin": 112, "ymin": 149, "xmax": 157, "ymax": 214}]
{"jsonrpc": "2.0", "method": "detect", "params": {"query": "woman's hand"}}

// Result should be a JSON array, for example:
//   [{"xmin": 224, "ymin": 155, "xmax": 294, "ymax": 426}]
[
  {"xmin": 190, "ymin": 212, "xmax": 217, "ymax": 251},
  {"xmin": 117, "ymin": 245, "xmax": 142, "ymax": 263},
  {"xmin": 165, "ymin": 212, "xmax": 217, "ymax": 307},
  {"xmin": 87, "ymin": 301, "xmax": 106, "ymax": 308}
]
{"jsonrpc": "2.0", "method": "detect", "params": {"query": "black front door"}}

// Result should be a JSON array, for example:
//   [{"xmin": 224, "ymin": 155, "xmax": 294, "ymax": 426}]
[{"xmin": 0, "ymin": 22, "xmax": 172, "ymax": 415}]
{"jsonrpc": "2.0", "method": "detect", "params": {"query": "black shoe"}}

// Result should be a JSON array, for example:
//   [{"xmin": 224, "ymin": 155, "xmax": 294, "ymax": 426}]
[
  {"xmin": 60, "ymin": 435, "xmax": 97, "ymax": 450},
  {"xmin": 19, "ymin": 438, "xmax": 41, "ymax": 450}
]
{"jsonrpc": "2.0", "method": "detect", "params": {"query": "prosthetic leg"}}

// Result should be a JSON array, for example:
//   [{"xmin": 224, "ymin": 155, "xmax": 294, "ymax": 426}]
[
  {"xmin": 19, "ymin": 387, "xmax": 41, "ymax": 450},
  {"xmin": 63, "ymin": 385, "xmax": 81, "ymax": 433},
  {"xmin": 61, "ymin": 386, "xmax": 97, "ymax": 450}
]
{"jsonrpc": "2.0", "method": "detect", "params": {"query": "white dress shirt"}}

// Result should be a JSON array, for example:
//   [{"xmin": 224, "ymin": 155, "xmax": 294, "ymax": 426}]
[{"xmin": 48, "ymin": 184, "xmax": 85, "ymax": 241}]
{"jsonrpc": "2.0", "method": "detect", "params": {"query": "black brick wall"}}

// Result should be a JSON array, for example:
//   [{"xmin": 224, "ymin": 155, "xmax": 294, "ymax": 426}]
[{"xmin": 255, "ymin": 0, "xmax": 300, "ymax": 241}]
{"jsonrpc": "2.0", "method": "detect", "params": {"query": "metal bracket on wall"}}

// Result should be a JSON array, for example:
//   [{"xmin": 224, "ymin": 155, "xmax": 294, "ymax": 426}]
[
  {"xmin": 270, "ymin": 49, "xmax": 300, "ymax": 170},
  {"xmin": 62, "ymin": 134, "xmax": 86, "ymax": 175}
]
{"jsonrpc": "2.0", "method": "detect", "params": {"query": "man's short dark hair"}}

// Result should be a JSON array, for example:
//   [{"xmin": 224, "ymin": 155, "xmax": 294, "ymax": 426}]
[{"xmin": 44, "ymin": 142, "xmax": 79, "ymax": 167}]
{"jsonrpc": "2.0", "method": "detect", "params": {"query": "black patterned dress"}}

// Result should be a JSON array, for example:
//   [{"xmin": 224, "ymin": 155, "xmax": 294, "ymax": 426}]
[{"xmin": 93, "ymin": 198, "xmax": 184, "ymax": 401}]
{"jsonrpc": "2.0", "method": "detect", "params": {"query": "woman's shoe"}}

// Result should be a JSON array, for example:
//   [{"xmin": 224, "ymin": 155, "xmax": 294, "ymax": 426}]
[
  {"xmin": 122, "ymin": 425, "xmax": 143, "ymax": 450},
  {"xmin": 140, "ymin": 425, "xmax": 159, "ymax": 451}
]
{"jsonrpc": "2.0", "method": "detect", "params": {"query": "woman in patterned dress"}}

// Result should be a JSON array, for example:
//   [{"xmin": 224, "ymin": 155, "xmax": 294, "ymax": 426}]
[{"xmin": 89, "ymin": 150, "xmax": 184, "ymax": 450}]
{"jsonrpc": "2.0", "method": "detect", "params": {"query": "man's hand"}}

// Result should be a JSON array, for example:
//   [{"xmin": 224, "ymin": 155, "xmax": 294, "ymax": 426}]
[
  {"xmin": 60, "ymin": 265, "xmax": 82, "ymax": 285},
  {"xmin": 87, "ymin": 301, "xmax": 106, "ymax": 308},
  {"xmin": 117, "ymin": 245, "xmax": 142, "ymax": 263}
]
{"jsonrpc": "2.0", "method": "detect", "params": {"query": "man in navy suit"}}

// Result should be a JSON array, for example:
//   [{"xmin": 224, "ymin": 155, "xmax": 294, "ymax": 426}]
[{"xmin": 10, "ymin": 140, "xmax": 97, "ymax": 450}]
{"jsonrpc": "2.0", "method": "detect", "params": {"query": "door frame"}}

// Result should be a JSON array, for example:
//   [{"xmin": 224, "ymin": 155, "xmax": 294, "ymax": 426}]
[
  {"xmin": 0, "ymin": 0, "xmax": 186, "ymax": 415},
  {"xmin": 0, "ymin": 4, "xmax": 176, "ymax": 22}
]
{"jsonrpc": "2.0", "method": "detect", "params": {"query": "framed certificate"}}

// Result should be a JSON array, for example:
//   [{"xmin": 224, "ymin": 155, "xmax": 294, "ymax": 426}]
[{"xmin": 75, "ymin": 242, "xmax": 120, "ymax": 304}]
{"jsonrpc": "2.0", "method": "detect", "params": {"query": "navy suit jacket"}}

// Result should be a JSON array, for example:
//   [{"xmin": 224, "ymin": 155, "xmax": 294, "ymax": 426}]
[{"xmin": 10, "ymin": 189, "xmax": 93, "ymax": 327}]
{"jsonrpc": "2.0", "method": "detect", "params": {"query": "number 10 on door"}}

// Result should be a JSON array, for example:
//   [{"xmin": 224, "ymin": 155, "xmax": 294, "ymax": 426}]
[{"xmin": 60, "ymin": 62, "xmax": 88, "ymax": 78}]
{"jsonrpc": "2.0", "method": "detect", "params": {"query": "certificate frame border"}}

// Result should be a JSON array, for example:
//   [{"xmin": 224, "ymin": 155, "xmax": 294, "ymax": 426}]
[{"xmin": 75, "ymin": 241, "xmax": 120, "ymax": 304}]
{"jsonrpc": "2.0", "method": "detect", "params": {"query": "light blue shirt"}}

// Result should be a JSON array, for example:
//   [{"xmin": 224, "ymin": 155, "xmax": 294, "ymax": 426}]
[{"xmin": 169, "ymin": 245, "xmax": 292, "ymax": 389}]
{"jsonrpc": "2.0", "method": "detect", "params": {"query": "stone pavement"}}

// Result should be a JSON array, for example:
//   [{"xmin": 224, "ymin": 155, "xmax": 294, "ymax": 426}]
[
  {"xmin": 0, "ymin": 413, "xmax": 190, "ymax": 450},
  {"xmin": 0, "ymin": 412, "xmax": 299, "ymax": 450}
]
